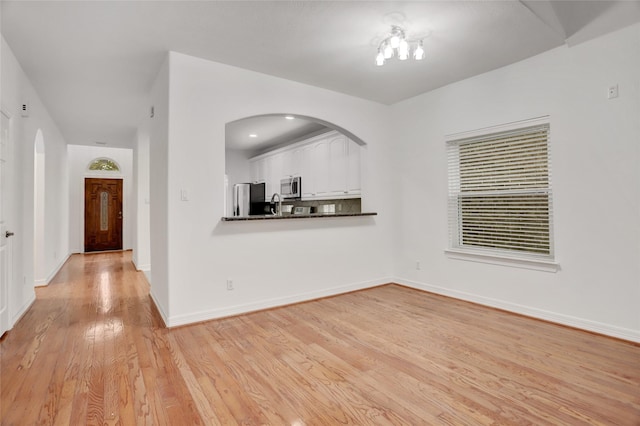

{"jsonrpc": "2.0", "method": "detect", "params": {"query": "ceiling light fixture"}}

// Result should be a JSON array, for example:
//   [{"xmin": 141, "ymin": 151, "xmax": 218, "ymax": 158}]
[
  {"xmin": 414, "ymin": 40, "xmax": 425, "ymax": 60},
  {"xmin": 249, "ymin": 134, "xmax": 257, "ymax": 138},
  {"xmin": 375, "ymin": 25, "xmax": 425, "ymax": 66}
]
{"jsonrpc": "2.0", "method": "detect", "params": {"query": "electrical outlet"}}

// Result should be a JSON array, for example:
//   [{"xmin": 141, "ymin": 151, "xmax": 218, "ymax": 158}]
[
  {"xmin": 416, "ymin": 260, "xmax": 421, "ymax": 270},
  {"xmin": 226, "ymin": 279, "xmax": 234, "ymax": 290},
  {"xmin": 608, "ymin": 84, "xmax": 619, "ymax": 99}
]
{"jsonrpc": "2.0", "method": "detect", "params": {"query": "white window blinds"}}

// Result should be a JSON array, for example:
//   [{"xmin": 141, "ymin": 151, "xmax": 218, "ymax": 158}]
[{"xmin": 447, "ymin": 122, "xmax": 553, "ymax": 259}]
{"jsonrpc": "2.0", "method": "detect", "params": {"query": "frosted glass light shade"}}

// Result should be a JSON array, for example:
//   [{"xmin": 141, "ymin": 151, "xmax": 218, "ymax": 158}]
[
  {"xmin": 389, "ymin": 34, "xmax": 400, "ymax": 48},
  {"xmin": 398, "ymin": 39, "xmax": 409, "ymax": 60},
  {"xmin": 383, "ymin": 44, "xmax": 393, "ymax": 59},
  {"xmin": 414, "ymin": 41, "xmax": 425, "ymax": 60}
]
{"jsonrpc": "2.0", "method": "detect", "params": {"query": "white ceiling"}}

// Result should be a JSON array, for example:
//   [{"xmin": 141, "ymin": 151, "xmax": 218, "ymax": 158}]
[
  {"xmin": 2, "ymin": 1, "xmax": 639, "ymax": 150},
  {"xmin": 226, "ymin": 115, "xmax": 329, "ymax": 154}
]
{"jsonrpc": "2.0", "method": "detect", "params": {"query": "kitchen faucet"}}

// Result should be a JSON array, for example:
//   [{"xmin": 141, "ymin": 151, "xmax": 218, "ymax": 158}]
[{"xmin": 270, "ymin": 192, "xmax": 282, "ymax": 216}]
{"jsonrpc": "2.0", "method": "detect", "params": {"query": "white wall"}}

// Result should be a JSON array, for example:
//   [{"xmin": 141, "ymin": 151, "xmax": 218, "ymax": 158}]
[
  {"xmin": 392, "ymin": 23, "xmax": 640, "ymax": 341},
  {"xmin": 225, "ymin": 148, "xmax": 251, "ymax": 188},
  {"xmin": 148, "ymin": 56, "xmax": 171, "ymax": 319},
  {"xmin": 148, "ymin": 52, "xmax": 394, "ymax": 325},
  {"xmin": 33, "ymin": 136, "xmax": 45, "ymax": 284},
  {"xmin": 1, "ymin": 36, "xmax": 69, "ymax": 324},
  {"xmin": 67, "ymin": 145, "xmax": 133, "ymax": 253},
  {"xmin": 4, "ymin": 18, "xmax": 636, "ymax": 342},
  {"xmin": 132, "ymin": 126, "xmax": 151, "ymax": 273}
]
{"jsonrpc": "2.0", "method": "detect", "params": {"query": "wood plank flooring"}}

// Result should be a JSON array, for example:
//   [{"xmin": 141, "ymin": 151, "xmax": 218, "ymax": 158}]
[{"xmin": 1, "ymin": 252, "xmax": 639, "ymax": 425}]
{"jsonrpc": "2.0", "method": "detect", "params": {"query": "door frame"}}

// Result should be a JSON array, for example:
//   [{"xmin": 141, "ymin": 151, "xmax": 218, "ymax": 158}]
[
  {"xmin": 1, "ymin": 108, "xmax": 14, "ymax": 335},
  {"xmin": 80, "ymin": 174, "xmax": 125, "ymax": 253}
]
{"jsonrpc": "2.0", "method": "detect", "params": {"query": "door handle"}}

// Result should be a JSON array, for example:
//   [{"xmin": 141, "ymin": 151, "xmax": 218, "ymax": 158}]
[
  {"xmin": 117, "ymin": 212, "xmax": 122, "ymax": 220},
  {"xmin": 5, "ymin": 231, "xmax": 14, "ymax": 238}
]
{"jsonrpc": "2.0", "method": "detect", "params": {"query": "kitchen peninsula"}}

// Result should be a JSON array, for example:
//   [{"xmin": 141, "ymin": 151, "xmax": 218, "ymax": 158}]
[
  {"xmin": 222, "ymin": 196, "xmax": 377, "ymax": 221},
  {"xmin": 221, "ymin": 211, "xmax": 377, "ymax": 221}
]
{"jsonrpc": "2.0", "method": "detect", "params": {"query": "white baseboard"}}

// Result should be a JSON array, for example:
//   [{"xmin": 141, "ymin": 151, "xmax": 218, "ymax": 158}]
[
  {"xmin": 132, "ymin": 261, "xmax": 150, "ymax": 272},
  {"xmin": 45, "ymin": 253, "xmax": 72, "ymax": 285},
  {"xmin": 166, "ymin": 277, "xmax": 391, "ymax": 328},
  {"xmin": 33, "ymin": 253, "xmax": 72, "ymax": 287},
  {"xmin": 11, "ymin": 292, "xmax": 36, "ymax": 327},
  {"xmin": 149, "ymin": 289, "xmax": 169, "ymax": 327},
  {"xmin": 394, "ymin": 278, "xmax": 640, "ymax": 343}
]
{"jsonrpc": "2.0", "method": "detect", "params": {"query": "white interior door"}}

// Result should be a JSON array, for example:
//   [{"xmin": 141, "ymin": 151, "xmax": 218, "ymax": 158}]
[{"xmin": 0, "ymin": 110, "xmax": 13, "ymax": 336}]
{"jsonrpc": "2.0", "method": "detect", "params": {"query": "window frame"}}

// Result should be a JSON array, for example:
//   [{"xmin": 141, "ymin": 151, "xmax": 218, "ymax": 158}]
[
  {"xmin": 87, "ymin": 157, "xmax": 121, "ymax": 172},
  {"xmin": 445, "ymin": 116, "xmax": 558, "ymax": 272}
]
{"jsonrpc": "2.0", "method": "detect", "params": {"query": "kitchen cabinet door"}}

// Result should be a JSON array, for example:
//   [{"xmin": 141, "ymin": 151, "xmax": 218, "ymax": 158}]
[
  {"xmin": 266, "ymin": 154, "xmax": 283, "ymax": 199},
  {"xmin": 251, "ymin": 157, "xmax": 275, "ymax": 200},
  {"xmin": 282, "ymin": 148, "xmax": 302, "ymax": 178},
  {"xmin": 250, "ymin": 158, "xmax": 265, "ymax": 184},
  {"xmin": 301, "ymin": 144, "xmax": 316, "ymax": 198},
  {"xmin": 312, "ymin": 140, "xmax": 331, "ymax": 197},
  {"xmin": 328, "ymin": 135, "xmax": 348, "ymax": 196},
  {"xmin": 347, "ymin": 139, "xmax": 361, "ymax": 194}
]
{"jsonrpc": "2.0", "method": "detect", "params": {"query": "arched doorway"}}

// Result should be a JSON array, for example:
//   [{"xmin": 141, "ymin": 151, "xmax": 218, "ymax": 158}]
[{"xmin": 224, "ymin": 114, "xmax": 366, "ymax": 216}]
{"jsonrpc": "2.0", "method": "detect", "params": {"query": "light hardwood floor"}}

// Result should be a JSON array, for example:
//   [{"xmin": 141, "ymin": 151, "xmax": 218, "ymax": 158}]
[{"xmin": 1, "ymin": 252, "xmax": 639, "ymax": 425}]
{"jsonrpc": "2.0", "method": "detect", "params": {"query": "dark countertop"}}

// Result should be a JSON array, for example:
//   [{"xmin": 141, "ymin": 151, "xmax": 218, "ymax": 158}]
[{"xmin": 221, "ymin": 212, "xmax": 377, "ymax": 221}]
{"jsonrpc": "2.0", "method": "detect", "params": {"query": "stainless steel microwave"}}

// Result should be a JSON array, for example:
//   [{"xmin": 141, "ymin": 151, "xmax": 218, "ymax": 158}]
[{"xmin": 280, "ymin": 176, "xmax": 301, "ymax": 199}]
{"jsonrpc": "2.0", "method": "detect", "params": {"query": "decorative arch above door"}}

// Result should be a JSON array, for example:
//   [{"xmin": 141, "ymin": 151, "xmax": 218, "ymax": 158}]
[{"xmin": 87, "ymin": 157, "xmax": 120, "ymax": 172}]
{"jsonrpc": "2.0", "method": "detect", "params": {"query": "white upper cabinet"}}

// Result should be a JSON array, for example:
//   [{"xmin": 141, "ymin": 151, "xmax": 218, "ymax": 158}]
[
  {"xmin": 347, "ymin": 138, "xmax": 361, "ymax": 194},
  {"xmin": 250, "ymin": 130, "xmax": 361, "ymax": 200},
  {"xmin": 249, "ymin": 156, "xmax": 275, "ymax": 200},
  {"xmin": 282, "ymin": 147, "xmax": 302, "ymax": 178},
  {"xmin": 301, "ymin": 144, "xmax": 317, "ymax": 198},
  {"xmin": 312, "ymin": 139, "xmax": 331, "ymax": 197},
  {"xmin": 328, "ymin": 135, "xmax": 348, "ymax": 196},
  {"xmin": 267, "ymin": 153, "xmax": 283, "ymax": 198},
  {"xmin": 250, "ymin": 157, "xmax": 265, "ymax": 184}
]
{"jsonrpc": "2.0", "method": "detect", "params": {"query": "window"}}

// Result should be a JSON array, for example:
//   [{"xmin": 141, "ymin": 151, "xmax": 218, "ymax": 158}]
[
  {"xmin": 100, "ymin": 191, "xmax": 109, "ymax": 231},
  {"xmin": 447, "ymin": 118, "xmax": 553, "ymax": 263},
  {"xmin": 88, "ymin": 158, "xmax": 120, "ymax": 171}
]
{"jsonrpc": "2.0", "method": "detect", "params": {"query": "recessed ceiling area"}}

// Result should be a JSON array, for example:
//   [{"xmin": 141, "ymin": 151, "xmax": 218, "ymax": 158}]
[
  {"xmin": 1, "ymin": 1, "xmax": 639, "ymax": 149},
  {"xmin": 226, "ymin": 115, "xmax": 329, "ymax": 155}
]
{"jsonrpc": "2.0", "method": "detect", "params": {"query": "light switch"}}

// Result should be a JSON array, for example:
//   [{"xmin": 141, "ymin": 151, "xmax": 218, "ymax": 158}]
[{"xmin": 180, "ymin": 189, "xmax": 189, "ymax": 201}]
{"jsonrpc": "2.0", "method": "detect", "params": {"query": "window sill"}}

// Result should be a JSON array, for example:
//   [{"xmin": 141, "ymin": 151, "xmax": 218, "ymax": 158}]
[{"xmin": 444, "ymin": 249, "xmax": 560, "ymax": 272}]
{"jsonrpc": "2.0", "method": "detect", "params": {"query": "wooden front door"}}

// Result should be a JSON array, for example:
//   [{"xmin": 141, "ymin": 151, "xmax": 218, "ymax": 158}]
[{"xmin": 84, "ymin": 178, "xmax": 122, "ymax": 252}]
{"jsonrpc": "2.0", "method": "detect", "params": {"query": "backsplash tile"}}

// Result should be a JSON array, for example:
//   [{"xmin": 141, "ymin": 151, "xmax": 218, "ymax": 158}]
[{"xmin": 281, "ymin": 198, "xmax": 361, "ymax": 214}]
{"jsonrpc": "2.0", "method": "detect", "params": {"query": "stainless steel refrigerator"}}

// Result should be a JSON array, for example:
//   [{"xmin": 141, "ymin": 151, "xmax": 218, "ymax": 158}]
[{"xmin": 232, "ymin": 182, "xmax": 265, "ymax": 216}]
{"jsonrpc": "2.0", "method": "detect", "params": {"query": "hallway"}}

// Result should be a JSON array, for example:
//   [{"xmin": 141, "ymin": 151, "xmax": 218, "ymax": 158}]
[
  {"xmin": 1, "ymin": 252, "xmax": 639, "ymax": 424},
  {"xmin": 0, "ymin": 252, "xmax": 187, "ymax": 424}
]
